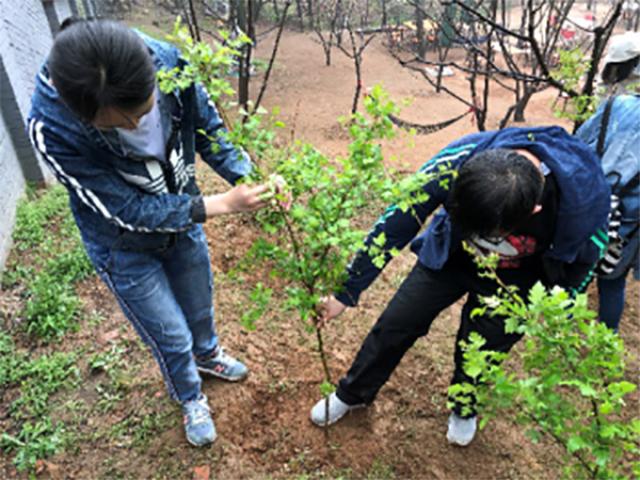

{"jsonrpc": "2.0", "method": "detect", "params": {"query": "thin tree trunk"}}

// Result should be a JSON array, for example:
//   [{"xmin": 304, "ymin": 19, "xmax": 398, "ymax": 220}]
[
  {"xmin": 295, "ymin": 0, "xmax": 305, "ymax": 30},
  {"xmin": 363, "ymin": 0, "xmax": 370, "ymax": 28},
  {"xmin": 253, "ymin": 0, "xmax": 292, "ymax": 113},
  {"xmin": 324, "ymin": 43, "xmax": 332, "ymax": 66},
  {"xmin": 415, "ymin": 0, "xmax": 426, "ymax": 59},
  {"xmin": 307, "ymin": 0, "xmax": 314, "ymax": 28},
  {"xmin": 513, "ymin": 87, "xmax": 534, "ymax": 121},
  {"xmin": 352, "ymin": 57, "xmax": 362, "ymax": 114},
  {"xmin": 188, "ymin": 0, "xmax": 201, "ymax": 41},
  {"xmin": 181, "ymin": 0, "xmax": 196, "ymax": 39},
  {"xmin": 333, "ymin": 0, "xmax": 344, "ymax": 47},
  {"xmin": 238, "ymin": 0, "xmax": 255, "ymax": 113}
]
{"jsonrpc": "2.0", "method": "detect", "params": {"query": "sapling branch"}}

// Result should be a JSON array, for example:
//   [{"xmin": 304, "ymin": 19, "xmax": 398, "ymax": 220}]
[{"xmin": 315, "ymin": 323, "xmax": 333, "ymax": 384}]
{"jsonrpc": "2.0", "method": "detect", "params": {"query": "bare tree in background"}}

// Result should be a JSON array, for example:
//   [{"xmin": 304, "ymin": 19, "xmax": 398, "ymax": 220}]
[
  {"xmin": 451, "ymin": 0, "xmax": 622, "ymax": 129},
  {"xmin": 337, "ymin": 19, "xmax": 376, "ymax": 114},
  {"xmin": 415, "ymin": 0, "xmax": 427, "ymax": 59},
  {"xmin": 379, "ymin": 0, "xmax": 388, "ymax": 27},
  {"xmin": 252, "ymin": 0, "xmax": 293, "ymax": 113},
  {"xmin": 389, "ymin": 0, "xmax": 496, "ymax": 130},
  {"xmin": 231, "ymin": 0, "xmax": 292, "ymax": 115},
  {"xmin": 391, "ymin": 0, "xmax": 622, "ymax": 131},
  {"xmin": 312, "ymin": 0, "xmax": 344, "ymax": 65},
  {"xmin": 297, "ymin": 0, "xmax": 307, "ymax": 29},
  {"xmin": 228, "ymin": 0, "xmax": 257, "ymax": 112}
]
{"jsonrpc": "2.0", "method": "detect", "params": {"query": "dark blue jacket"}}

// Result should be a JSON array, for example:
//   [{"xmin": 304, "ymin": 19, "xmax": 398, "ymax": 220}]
[
  {"xmin": 336, "ymin": 126, "xmax": 611, "ymax": 306},
  {"xmin": 28, "ymin": 33, "xmax": 251, "ymax": 257}
]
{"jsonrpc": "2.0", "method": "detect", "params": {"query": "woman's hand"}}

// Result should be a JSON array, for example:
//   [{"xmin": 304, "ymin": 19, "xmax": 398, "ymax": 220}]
[{"xmin": 204, "ymin": 184, "xmax": 271, "ymax": 217}]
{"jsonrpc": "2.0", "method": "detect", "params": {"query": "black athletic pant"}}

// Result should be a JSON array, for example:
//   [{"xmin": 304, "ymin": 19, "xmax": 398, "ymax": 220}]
[{"xmin": 336, "ymin": 251, "xmax": 543, "ymax": 417}]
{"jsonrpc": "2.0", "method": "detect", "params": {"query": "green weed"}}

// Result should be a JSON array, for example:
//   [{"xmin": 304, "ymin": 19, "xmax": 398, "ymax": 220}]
[
  {"xmin": 6, "ymin": 183, "xmax": 93, "ymax": 340},
  {"xmin": 0, "ymin": 332, "xmax": 79, "ymax": 471},
  {"xmin": 12, "ymin": 183, "xmax": 68, "ymax": 251},
  {"xmin": 366, "ymin": 459, "xmax": 396, "ymax": 480},
  {"xmin": 107, "ymin": 408, "xmax": 174, "ymax": 450}
]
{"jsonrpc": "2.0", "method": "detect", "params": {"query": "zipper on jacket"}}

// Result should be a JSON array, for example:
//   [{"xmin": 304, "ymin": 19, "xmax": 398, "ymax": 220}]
[{"xmin": 161, "ymin": 115, "xmax": 181, "ymax": 194}]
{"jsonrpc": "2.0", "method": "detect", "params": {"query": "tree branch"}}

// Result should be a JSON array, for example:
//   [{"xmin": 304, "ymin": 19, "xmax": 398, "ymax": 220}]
[{"xmin": 252, "ymin": 0, "xmax": 292, "ymax": 114}]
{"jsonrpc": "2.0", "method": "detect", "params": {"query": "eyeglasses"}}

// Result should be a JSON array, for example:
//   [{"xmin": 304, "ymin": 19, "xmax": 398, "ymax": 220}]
[{"xmin": 92, "ymin": 93, "xmax": 155, "ymax": 130}]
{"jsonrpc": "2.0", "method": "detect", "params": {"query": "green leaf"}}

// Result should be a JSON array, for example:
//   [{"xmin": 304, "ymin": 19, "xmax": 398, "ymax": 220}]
[
  {"xmin": 373, "ymin": 232, "xmax": 387, "ymax": 247},
  {"xmin": 599, "ymin": 401, "xmax": 614, "ymax": 415},
  {"xmin": 319, "ymin": 381, "xmax": 336, "ymax": 397},
  {"xmin": 607, "ymin": 381, "xmax": 637, "ymax": 397},
  {"xmin": 528, "ymin": 282, "xmax": 546, "ymax": 305},
  {"xmin": 567, "ymin": 435, "xmax": 587, "ymax": 453}
]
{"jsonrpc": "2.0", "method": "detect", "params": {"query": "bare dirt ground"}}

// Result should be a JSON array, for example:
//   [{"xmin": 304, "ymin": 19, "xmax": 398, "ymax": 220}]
[{"xmin": 1, "ymin": 10, "xmax": 638, "ymax": 480}]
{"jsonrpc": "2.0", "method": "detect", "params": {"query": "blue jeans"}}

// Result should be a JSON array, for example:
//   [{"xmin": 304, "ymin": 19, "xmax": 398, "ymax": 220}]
[
  {"xmin": 87, "ymin": 225, "xmax": 217, "ymax": 402},
  {"xmin": 598, "ymin": 274, "xmax": 627, "ymax": 332},
  {"xmin": 597, "ymin": 234, "xmax": 639, "ymax": 332}
]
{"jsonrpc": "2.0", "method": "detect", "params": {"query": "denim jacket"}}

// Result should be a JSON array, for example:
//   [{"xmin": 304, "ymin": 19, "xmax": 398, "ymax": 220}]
[
  {"xmin": 336, "ymin": 127, "xmax": 611, "ymax": 306},
  {"xmin": 28, "ymin": 32, "xmax": 251, "ymax": 257},
  {"xmin": 576, "ymin": 94, "xmax": 640, "ymax": 279}
]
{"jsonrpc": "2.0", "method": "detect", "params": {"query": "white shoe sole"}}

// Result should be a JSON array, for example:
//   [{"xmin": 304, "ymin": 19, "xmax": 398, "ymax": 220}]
[
  {"xmin": 197, "ymin": 366, "xmax": 248, "ymax": 382},
  {"xmin": 446, "ymin": 432, "xmax": 474, "ymax": 447},
  {"xmin": 310, "ymin": 403, "xmax": 366, "ymax": 427},
  {"xmin": 186, "ymin": 431, "xmax": 218, "ymax": 447}
]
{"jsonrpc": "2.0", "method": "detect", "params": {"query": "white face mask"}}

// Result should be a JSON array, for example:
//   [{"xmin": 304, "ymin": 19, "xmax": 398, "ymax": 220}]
[
  {"xmin": 116, "ymin": 94, "xmax": 165, "ymax": 162},
  {"xmin": 469, "ymin": 234, "xmax": 519, "ymax": 257},
  {"xmin": 125, "ymin": 99, "xmax": 160, "ymax": 134}
]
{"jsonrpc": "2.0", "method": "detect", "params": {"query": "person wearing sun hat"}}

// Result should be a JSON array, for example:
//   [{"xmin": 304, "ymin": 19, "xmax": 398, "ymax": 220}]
[{"xmin": 599, "ymin": 31, "xmax": 640, "ymax": 96}]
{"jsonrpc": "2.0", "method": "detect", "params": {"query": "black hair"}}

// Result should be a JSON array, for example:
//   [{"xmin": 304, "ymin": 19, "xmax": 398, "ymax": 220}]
[
  {"xmin": 448, "ymin": 149, "xmax": 544, "ymax": 238},
  {"xmin": 601, "ymin": 56, "xmax": 640, "ymax": 84},
  {"xmin": 59, "ymin": 15, "xmax": 86, "ymax": 31},
  {"xmin": 48, "ymin": 19, "xmax": 156, "ymax": 122}
]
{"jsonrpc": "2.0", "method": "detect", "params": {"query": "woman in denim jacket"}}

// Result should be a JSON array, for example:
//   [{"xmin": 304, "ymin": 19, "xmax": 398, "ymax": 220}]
[{"xmin": 29, "ymin": 19, "xmax": 275, "ymax": 446}]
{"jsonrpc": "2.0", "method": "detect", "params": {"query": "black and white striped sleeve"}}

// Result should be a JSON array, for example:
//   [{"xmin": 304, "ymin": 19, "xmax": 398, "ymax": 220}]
[{"xmin": 29, "ymin": 118, "xmax": 203, "ymax": 233}]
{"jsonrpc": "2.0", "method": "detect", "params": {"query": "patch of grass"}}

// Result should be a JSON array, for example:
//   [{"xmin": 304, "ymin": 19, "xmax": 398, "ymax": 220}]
[
  {"xmin": 94, "ymin": 382, "xmax": 126, "ymax": 413},
  {"xmin": 0, "ymin": 331, "xmax": 80, "ymax": 472},
  {"xmin": 11, "ymin": 183, "xmax": 68, "ymax": 251},
  {"xmin": 1, "ymin": 419, "xmax": 67, "ymax": 472},
  {"xmin": 366, "ymin": 459, "xmax": 396, "ymax": 480},
  {"xmin": 10, "ymin": 351, "xmax": 80, "ymax": 420},
  {"xmin": 89, "ymin": 343, "xmax": 127, "ymax": 376},
  {"xmin": 107, "ymin": 407, "xmax": 174, "ymax": 451},
  {"xmin": 88, "ymin": 339, "xmax": 150, "ymax": 413},
  {"xmin": 89, "ymin": 343, "xmax": 132, "ymax": 413},
  {"xmin": 5, "ymin": 183, "xmax": 93, "ymax": 340},
  {"xmin": 291, "ymin": 468, "xmax": 353, "ymax": 480},
  {"xmin": 23, "ymin": 274, "xmax": 83, "ymax": 338},
  {"xmin": 0, "ymin": 330, "xmax": 24, "ymax": 384}
]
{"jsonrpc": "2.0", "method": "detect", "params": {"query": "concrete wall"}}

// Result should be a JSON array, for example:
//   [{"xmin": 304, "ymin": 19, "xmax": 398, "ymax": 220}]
[
  {"xmin": 0, "ymin": 1, "xmax": 54, "ymax": 121},
  {"xmin": 0, "ymin": 0, "xmax": 115, "ymax": 271},
  {"xmin": 0, "ymin": 0, "xmax": 60, "ymax": 270},
  {"xmin": 54, "ymin": 0, "xmax": 75, "ymax": 23},
  {"xmin": 0, "ymin": 81, "xmax": 26, "ymax": 272}
]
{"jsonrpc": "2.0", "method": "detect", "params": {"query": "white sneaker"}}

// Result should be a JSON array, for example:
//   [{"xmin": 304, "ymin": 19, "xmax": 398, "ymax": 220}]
[
  {"xmin": 310, "ymin": 392, "xmax": 365, "ymax": 427},
  {"xmin": 446, "ymin": 413, "xmax": 477, "ymax": 446}
]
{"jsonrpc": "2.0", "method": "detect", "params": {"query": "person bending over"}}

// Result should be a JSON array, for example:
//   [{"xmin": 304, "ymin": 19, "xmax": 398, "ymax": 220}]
[{"xmin": 310, "ymin": 127, "xmax": 610, "ymax": 446}]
